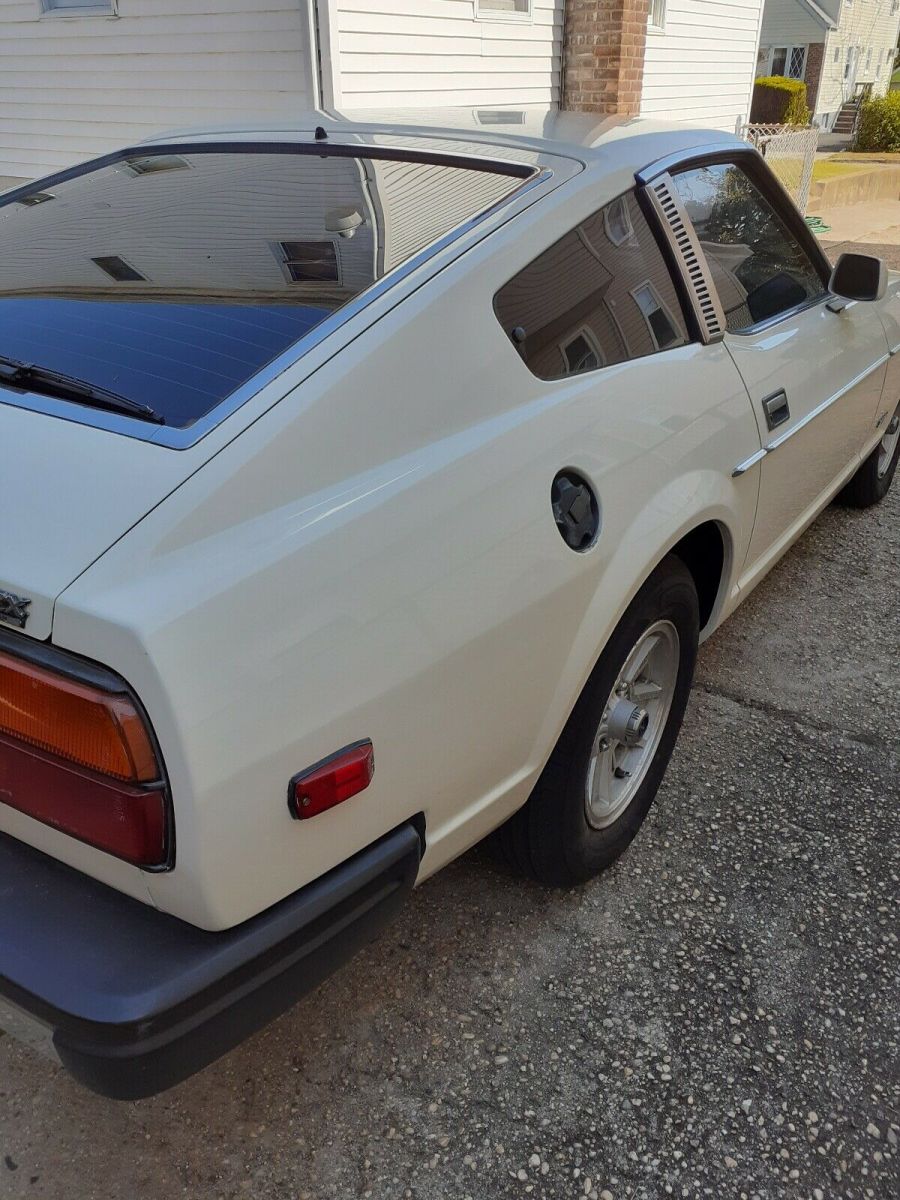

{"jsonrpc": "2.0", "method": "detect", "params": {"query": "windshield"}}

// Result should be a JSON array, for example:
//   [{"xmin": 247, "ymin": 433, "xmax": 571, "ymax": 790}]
[{"xmin": 0, "ymin": 145, "xmax": 528, "ymax": 431}]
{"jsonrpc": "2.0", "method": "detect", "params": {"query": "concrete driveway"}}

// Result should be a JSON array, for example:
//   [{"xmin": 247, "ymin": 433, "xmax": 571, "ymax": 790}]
[{"xmin": 1, "ymin": 281, "xmax": 898, "ymax": 1200}]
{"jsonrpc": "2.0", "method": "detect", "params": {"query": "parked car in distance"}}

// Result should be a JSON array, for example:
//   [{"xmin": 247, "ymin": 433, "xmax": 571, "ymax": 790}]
[{"xmin": 0, "ymin": 111, "xmax": 898, "ymax": 1099}]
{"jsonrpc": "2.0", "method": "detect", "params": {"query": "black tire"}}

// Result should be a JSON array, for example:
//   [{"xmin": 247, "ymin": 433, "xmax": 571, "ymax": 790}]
[
  {"xmin": 495, "ymin": 554, "xmax": 699, "ymax": 887},
  {"xmin": 836, "ymin": 405, "xmax": 900, "ymax": 509}
]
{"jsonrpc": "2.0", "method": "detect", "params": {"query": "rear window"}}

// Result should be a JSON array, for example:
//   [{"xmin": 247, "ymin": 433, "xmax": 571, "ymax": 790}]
[{"xmin": 0, "ymin": 145, "xmax": 528, "ymax": 432}]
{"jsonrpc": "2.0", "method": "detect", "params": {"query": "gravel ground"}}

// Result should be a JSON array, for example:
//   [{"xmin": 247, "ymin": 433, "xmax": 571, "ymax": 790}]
[{"xmin": 0, "ymin": 251, "xmax": 897, "ymax": 1198}]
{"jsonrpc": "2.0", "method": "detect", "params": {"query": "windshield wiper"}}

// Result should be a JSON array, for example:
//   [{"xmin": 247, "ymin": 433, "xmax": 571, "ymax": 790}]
[{"xmin": 0, "ymin": 356, "xmax": 165, "ymax": 424}]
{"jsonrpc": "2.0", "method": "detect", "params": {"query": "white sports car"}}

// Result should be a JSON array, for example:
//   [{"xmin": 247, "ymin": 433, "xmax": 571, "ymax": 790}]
[{"xmin": 0, "ymin": 111, "xmax": 897, "ymax": 1097}]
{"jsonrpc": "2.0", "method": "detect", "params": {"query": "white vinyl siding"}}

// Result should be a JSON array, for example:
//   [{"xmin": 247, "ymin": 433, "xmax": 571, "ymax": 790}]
[
  {"xmin": 758, "ymin": 3, "xmax": 825, "ymax": 46},
  {"xmin": 367, "ymin": 156, "xmax": 516, "ymax": 271},
  {"xmin": 815, "ymin": 0, "xmax": 900, "ymax": 119},
  {"xmin": 640, "ymin": 0, "xmax": 766, "ymax": 131},
  {"xmin": 0, "ymin": 0, "xmax": 313, "ymax": 181},
  {"xmin": 334, "ymin": 0, "xmax": 564, "ymax": 109},
  {"xmin": 0, "ymin": 152, "xmax": 379, "ymax": 295}
]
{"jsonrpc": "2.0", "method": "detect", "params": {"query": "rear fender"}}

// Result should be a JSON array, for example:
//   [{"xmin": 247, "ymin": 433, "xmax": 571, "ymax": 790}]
[{"xmin": 527, "ymin": 469, "xmax": 741, "ymax": 780}]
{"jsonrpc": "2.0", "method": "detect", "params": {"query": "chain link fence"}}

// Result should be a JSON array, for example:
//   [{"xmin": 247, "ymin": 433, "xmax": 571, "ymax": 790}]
[{"xmin": 739, "ymin": 123, "xmax": 820, "ymax": 216}]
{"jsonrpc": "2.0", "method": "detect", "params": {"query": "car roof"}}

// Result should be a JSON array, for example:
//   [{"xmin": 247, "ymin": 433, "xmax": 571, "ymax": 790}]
[{"xmin": 142, "ymin": 105, "xmax": 745, "ymax": 181}]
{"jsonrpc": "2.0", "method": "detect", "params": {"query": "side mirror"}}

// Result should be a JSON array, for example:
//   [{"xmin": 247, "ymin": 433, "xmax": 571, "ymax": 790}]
[{"xmin": 829, "ymin": 252, "xmax": 887, "ymax": 303}]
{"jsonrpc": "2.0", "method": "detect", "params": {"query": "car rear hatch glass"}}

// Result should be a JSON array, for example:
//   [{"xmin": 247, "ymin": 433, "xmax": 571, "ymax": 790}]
[{"xmin": 0, "ymin": 144, "xmax": 535, "ymax": 441}]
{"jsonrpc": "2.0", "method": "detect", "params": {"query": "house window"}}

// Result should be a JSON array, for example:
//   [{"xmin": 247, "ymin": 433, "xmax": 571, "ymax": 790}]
[
  {"xmin": 560, "ymin": 329, "xmax": 605, "ymax": 376},
  {"xmin": 631, "ymin": 283, "xmax": 680, "ymax": 350},
  {"xmin": 475, "ymin": 110, "xmax": 526, "ymax": 125},
  {"xmin": 603, "ymin": 195, "xmax": 633, "ymax": 246},
  {"xmin": 15, "ymin": 191, "xmax": 54, "ymax": 208},
  {"xmin": 92, "ymin": 256, "xmax": 146, "ymax": 282},
  {"xmin": 475, "ymin": 1, "xmax": 531, "ymax": 18},
  {"xmin": 771, "ymin": 46, "xmax": 806, "ymax": 79},
  {"xmin": 41, "ymin": 1, "xmax": 115, "ymax": 13},
  {"xmin": 274, "ymin": 240, "xmax": 340, "ymax": 283},
  {"xmin": 121, "ymin": 155, "xmax": 190, "ymax": 176},
  {"xmin": 648, "ymin": 0, "xmax": 666, "ymax": 32},
  {"xmin": 834, "ymin": 46, "xmax": 841, "ymax": 64},
  {"xmin": 789, "ymin": 47, "xmax": 806, "ymax": 78},
  {"xmin": 866, "ymin": 48, "xmax": 872, "ymax": 71}
]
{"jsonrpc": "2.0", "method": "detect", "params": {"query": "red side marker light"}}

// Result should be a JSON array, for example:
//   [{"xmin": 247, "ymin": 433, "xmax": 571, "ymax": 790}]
[{"xmin": 288, "ymin": 740, "xmax": 374, "ymax": 820}]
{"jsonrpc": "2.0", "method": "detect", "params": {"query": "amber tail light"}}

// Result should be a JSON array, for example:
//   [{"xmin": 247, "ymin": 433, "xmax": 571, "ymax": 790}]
[{"xmin": 0, "ymin": 648, "xmax": 170, "ymax": 867}]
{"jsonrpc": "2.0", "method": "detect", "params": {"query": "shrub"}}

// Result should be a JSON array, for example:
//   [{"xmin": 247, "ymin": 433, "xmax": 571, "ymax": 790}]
[
  {"xmin": 750, "ymin": 76, "xmax": 810, "ymax": 125},
  {"xmin": 855, "ymin": 91, "xmax": 900, "ymax": 151}
]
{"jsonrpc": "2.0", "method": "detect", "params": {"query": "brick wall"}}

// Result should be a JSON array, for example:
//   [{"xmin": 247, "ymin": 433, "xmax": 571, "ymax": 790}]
[
  {"xmin": 562, "ymin": 0, "xmax": 650, "ymax": 115},
  {"xmin": 803, "ymin": 42, "xmax": 825, "ymax": 115}
]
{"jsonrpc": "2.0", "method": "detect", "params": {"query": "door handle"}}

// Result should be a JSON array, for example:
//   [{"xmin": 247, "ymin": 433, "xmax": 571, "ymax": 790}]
[{"xmin": 762, "ymin": 389, "xmax": 790, "ymax": 431}]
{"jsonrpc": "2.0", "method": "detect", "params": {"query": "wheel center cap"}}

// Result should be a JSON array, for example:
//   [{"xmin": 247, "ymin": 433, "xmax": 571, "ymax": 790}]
[{"xmin": 608, "ymin": 699, "xmax": 650, "ymax": 746}]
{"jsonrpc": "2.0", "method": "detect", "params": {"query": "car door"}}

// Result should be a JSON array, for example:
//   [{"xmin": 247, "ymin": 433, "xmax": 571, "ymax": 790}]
[
  {"xmin": 670, "ymin": 158, "xmax": 889, "ymax": 582},
  {"xmin": 873, "ymin": 269, "xmax": 900, "ymax": 431}
]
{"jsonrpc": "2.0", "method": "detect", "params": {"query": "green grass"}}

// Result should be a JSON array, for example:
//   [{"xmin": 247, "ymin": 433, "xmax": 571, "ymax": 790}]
[
  {"xmin": 811, "ymin": 160, "xmax": 872, "ymax": 181},
  {"xmin": 829, "ymin": 150, "xmax": 900, "ymax": 163},
  {"xmin": 758, "ymin": 159, "xmax": 864, "ymax": 193}
]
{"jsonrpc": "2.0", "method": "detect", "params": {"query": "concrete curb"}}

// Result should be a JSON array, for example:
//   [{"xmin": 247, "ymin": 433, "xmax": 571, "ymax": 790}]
[{"xmin": 809, "ymin": 165, "xmax": 900, "ymax": 208}]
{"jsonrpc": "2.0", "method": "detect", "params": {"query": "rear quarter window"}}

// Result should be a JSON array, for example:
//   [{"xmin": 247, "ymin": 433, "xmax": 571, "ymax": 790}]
[{"xmin": 494, "ymin": 191, "xmax": 689, "ymax": 381}]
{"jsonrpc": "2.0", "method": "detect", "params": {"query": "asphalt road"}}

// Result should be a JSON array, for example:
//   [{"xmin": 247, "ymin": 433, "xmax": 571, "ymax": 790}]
[{"xmin": 0, "ymin": 255, "xmax": 898, "ymax": 1200}]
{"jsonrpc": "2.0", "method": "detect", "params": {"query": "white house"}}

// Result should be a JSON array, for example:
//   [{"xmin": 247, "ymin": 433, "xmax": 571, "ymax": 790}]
[
  {"xmin": 0, "ymin": 1, "xmax": 767, "ymax": 186},
  {"xmin": 757, "ymin": 0, "xmax": 900, "ymax": 129},
  {"xmin": 641, "ymin": 0, "xmax": 768, "ymax": 129}
]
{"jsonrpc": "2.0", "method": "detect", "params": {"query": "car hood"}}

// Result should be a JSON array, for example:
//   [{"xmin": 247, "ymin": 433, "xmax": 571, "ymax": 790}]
[{"xmin": 0, "ymin": 404, "xmax": 198, "ymax": 641}]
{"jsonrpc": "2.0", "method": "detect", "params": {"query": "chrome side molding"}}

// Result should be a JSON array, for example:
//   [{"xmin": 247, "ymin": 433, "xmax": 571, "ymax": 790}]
[
  {"xmin": 732, "ymin": 354, "xmax": 890, "ymax": 476},
  {"xmin": 732, "ymin": 448, "xmax": 767, "ymax": 478},
  {"xmin": 764, "ymin": 355, "xmax": 889, "ymax": 453}
]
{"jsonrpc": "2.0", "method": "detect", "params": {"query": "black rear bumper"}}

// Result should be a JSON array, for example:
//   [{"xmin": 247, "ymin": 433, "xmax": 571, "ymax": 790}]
[{"xmin": 0, "ymin": 823, "xmax": 420, "ymax": 1099}]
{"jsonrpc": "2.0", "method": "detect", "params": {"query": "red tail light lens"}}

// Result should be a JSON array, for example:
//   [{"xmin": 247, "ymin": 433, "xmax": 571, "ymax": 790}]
[
  {"xmin": 288, "ymin": 740, "xmax": 374, "ymax": 820},
  {"xmin": 0, "ymin": 648, "xmax": 169, "ymax": 867}
]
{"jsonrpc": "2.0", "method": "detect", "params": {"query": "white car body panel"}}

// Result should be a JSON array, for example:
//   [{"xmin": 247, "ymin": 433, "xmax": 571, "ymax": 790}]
[
  {"xmin": 727, "ymin": 300, "xmax": 889, "ymax": 585},
  {"xmin": 875, "ymin": 269, "xmax": 900, "ymax": 408},
  {"xmin": 54, "ymin": 339, "xmax": 760, "ymax": 928},
  {"xmin": 0, "ymin": 113, "xmax": 894, "ymax": 930},
  {"xmin": 0, "ymin": 406, "xmax": 191, "ymax": 643}
]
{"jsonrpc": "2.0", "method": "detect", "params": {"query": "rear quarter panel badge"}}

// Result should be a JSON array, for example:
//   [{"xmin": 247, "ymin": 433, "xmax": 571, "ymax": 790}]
[{"xmin": 0, "ymin": 590, "xmax": 31, "ymax": 629}]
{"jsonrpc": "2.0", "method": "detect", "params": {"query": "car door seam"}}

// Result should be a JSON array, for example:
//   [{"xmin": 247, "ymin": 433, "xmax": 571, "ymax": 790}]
[
  {"xmin": 763, "ymin": 354, "xmax": 889, "ymax": 453},
  {"xmin": 731, "ymin": 447, "xmax": 768, "ymax": 477}
]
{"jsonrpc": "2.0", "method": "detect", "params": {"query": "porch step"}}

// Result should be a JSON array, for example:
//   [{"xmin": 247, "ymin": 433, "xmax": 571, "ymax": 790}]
[{"xmin": 833, "ymin": 99, "xmax": 861, "ymax": 134}]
